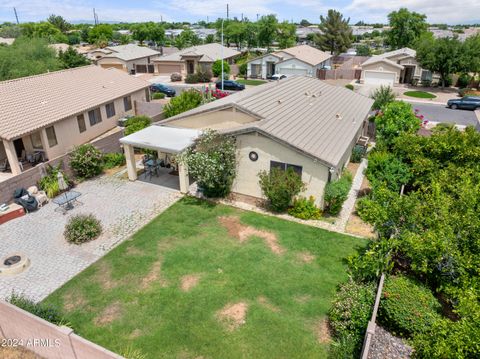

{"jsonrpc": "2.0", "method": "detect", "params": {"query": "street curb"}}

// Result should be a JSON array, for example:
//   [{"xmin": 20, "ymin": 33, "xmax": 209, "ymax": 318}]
[
  {"xmin": 401, "ymin": 98, "xmax": 448, "ymax": 106},
  {"xmin": 475, "ymin": 110, "xmax": 480, "ymax": 126}
]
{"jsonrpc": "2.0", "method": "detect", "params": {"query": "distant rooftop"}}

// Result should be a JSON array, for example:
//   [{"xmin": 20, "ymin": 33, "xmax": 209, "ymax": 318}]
[
  {"xmin": 103, "ymin": 44, "xmax": 160, "ymax": 61},
  {"xmin": 156, "ymin": 43, "xmax": 240, "ymax": 63}
]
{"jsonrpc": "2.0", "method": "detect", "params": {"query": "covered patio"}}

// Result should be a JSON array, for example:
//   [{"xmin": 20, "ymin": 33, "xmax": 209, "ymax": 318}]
[{"xmin": 119, "ymin": 126, "xmax": 201, "ymax": 193}]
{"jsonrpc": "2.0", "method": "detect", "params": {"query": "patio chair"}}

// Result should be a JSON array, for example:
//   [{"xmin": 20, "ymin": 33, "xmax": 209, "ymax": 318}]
[
  {"xmin": 0, "ymin": 158, "xmax": 8, "ymax": 172},
  {"xmin": 27, "ymin": 186, "xmax": 49, "ymax": 208}
]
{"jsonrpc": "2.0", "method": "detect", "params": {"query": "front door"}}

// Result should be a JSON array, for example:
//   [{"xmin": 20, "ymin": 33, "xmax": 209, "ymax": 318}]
[
  {"xmin": 13, "ymin": 138, "xmax": 25, "ymax": 158},
  {"xmin": 267, "ymin": 62, "xmax": 275, "ymax": 77},
  {"xmin": 186, "ymin": 60, "xmax": 195, "ymax": 74}
]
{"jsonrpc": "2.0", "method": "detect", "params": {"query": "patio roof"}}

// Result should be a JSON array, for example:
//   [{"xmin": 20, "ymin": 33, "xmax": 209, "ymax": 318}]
[{"xmin": 119, "ymin": 126, "xmax": 201, "ymax": 153}]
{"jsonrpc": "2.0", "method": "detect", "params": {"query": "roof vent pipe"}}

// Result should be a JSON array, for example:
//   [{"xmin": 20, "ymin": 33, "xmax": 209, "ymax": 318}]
[{"xmin": 336, "ymin": 113, "xmax": 342, "ymax": 120}]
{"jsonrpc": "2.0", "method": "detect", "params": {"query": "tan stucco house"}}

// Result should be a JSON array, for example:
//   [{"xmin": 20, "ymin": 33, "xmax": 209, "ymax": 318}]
[
  {"xmin": 360, "ymin": 47, "xmax": 438, "ymax": 87},
  {"xmin": 0, "ymin": 65, "xmax": 150, "ymax": 176},
  {"xmin": 154, "ymin": 43, "xmax": 240, "ymax": 76},
  {"xmin": 150, "ymin": 76, "xmax": 373, "ymax": 206},
  {"xmin": 247, "ymin": 45, "xmax": 333, "ymax": 79},
  {"xmin": 93, "ymin": 44, "xmax": 160, "ymax": 74}
]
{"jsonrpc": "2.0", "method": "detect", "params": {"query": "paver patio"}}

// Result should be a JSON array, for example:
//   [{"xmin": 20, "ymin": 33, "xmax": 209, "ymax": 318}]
[{"xmin": 0, "ymin": 175, "xmax": 182, "ymax": 302}]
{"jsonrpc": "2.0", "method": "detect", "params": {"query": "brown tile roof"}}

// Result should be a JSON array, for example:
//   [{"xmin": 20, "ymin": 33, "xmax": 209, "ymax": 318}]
[
  {"xmin": 0, "ymin": 65, "xmax": 150, "ymax": 141},
  {"xmin": 160, "ymin": 76, "xmax": 373, "ymax": 167},
  {"xmin": 277, "ymin": 45, "xmax": 333, "ymax": 66},
  {"xmin": 155, "ymin": 43, "xmax": 240, "ymax": 63}
]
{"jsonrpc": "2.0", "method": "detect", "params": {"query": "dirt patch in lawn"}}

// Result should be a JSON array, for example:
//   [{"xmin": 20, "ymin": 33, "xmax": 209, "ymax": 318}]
[
  {"xmin": 180, "ymin": 274, "xmax": 201, "ymax": 292},
  {"xmin": 315, "ymin": 318, "xmax": 332, "ymax": 344},
  {"xmin": 218, "ymin": 216, "xmax": 285, "ymax": 255},
  {"xmin": 294, "ymin": 294, "xmax": 311, "ymax": 304},
  {"xmin": 0, "ymin": 346, "xmax": 43, "ymax": 359},
  {"xmin": 346, "ymin": 206, "xmax": 375, "ymax": 239},
  {"xmin": 126, "ymin": 246, "xmax": 144, "ymax": 256},
  {"xmin": 257, "ymin": 296, "xmax": 280, "ymax": 312},
  {"xmin": 94, "ymin": 262, "xmax": 118, "ymax": 290},
  {"xmin": 297, "ymin": 251, "xmax": 316, "ymax": 263},
  {"xmin": 140, "ymin": 260, "xmax": 167, "ymax": 289},
  {"xmin": 94, "ymin": 302, "xmax": 122, "ymax": 326},
  {"xmin": 63, "ymin": 292, "xmax": 87, "ymax": 312},
  {"xmin": 347, "ymin": 162, "xmax": 360, "ymax": 177},
  {"xmin": 129, "ymin": 328, "xmax": 142, "ymax": 339},
  {"xmin": 217, "ymin": 301, "xmax": 248, "ymax": 331}
]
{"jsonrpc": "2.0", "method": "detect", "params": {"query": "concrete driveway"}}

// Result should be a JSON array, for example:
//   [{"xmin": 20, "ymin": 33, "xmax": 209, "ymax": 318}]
[{"xmin": 409, "ymin": 102, "xmax": 479, "ymax": 129}]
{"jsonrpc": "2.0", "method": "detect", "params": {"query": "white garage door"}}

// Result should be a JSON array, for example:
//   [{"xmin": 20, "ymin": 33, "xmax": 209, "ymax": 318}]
[
  {"xmin": 278, "ymin": 67, "xmax": 308, "ymax": 76},
  {"xmin": 364, "ymin": 71, "xmax": 395, "ymax": 87}
]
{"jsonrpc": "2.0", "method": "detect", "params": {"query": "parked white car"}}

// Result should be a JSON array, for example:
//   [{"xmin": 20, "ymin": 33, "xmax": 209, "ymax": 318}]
[{"xmin": 271, "ymin": 74, "xmax": 288, "ymax": 80}]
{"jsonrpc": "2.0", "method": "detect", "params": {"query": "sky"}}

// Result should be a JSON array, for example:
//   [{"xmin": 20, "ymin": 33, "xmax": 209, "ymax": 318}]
[{"xmin": 1, "ymin": 0, "xmax": 479, "ymax": 25}]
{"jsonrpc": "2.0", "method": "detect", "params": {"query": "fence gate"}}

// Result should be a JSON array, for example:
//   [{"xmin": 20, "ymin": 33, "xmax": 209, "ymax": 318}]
[{"xmin": 317, "ymin": 69, "xmax": 326, "ymax": 80}]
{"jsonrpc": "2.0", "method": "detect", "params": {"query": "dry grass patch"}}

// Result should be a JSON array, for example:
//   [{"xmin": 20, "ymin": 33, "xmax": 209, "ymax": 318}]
[
  {"xmin": 346, "ymin": 209, "xmax": 375, "ymax": 239},
  {"xmin": 0, "ymin": 346, "xmax": 43, "ymax": 359},
  {"xmin": 217, "ymin": 302, "xmax": 248, "ymax": 331},
  {"xmin": 126, "ymin": 246, "xmax": 144, "ymax": 256},
  {"xmin": 94, "ymin": 262, "xmax": 118, "ymax": 290},
  {"xmin": 94, "ymin": 302, "xmax": 122, "ymax": 326},
  {"xmin": 180, "ymin": 274, "xmax": 201, "ymax": 292},
  {"xmin": 294, "ymin": 294, "xmax": 312, "ymax": 304},
  {"xmin": 218, "ymin": 216, "xmax": 285, "ymax": 255},
  {"xmin": 63, "ymin": 292, "xmax": 87, "ymax": 312},
  {"xmin": 129, "ymin": 328, "xmax": 142, "ymax": 339},
  {"xmin": 315, "ymin": 318, "xmax": 332, "ymax": 344},
  {"xmin": 257, "ymin": 296, "xmax": 280, "ymax": 312},
  {"xmin": 140, "ymin": 260, "xmax": 168, "ymax": 289},
  {"xmin": 297, "ymin": 251, "xmax": 316, "ymax": 264}
]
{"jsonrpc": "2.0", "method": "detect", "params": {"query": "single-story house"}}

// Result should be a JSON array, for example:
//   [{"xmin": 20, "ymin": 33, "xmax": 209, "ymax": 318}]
[
  {"xmin": 93, "ymin": 44, "xmax": 161, "ymax": 74},
  {"xmin": 154, "ymin": 43, "xmax": 240, "ymax": 76},
  {"xmin": 247, "ymin": 45, "xmax": 333, "ymax": 79},
  {"xmin": 360, "ymin": 47, "xmax": 438, "ymax": 86},
  {"xmin": 0, "ymin": 65, "xmax": 150, "ymax": 176},
  {"xmin": 123, "ymin": 76, "xmax": 372, "ymax": 205}
]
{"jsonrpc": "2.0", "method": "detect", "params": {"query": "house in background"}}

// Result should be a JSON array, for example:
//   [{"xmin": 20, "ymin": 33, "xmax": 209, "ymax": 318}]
[
  {"xmin": 142, "ymin": 76, "xmax": 373, "ymax": 207},
  {"xmin": 0, "ymin": 65, "xmax": 150, "ymax": 177},
  {"xmin": 360, "ymin": 47, "xmax": 438, "ymax": 87},
  {"xmin": 247, "ymin": 45, "xmax": 333, "ymax": 79},
  {"xmin": 92, "ymin": 44, "xmax": 161, "ymax": 74},
  {"xmin": 154, "ymin": 43, "xmax": 240, "ymax": 76}
]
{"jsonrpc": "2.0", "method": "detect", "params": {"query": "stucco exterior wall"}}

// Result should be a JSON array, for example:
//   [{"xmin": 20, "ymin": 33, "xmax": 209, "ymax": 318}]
[
  {"xmin": 276, "ymin": 58, "xmax": 313, "ymax": 76},
  {"xmin": 96, "ymin": 57, "xmax": 127, "ymax": 71},
  {"xmin": 232, "ymin": 132, "xmax": 330, "ymax": 207},
  {"xmin": 40, "ymin": 88, "xmax": 146, "ymax": 159},
  {"xmin": 166, "ymin": 108, "xmax": 257, "ymax": 130},
  {"xmin": 247, "ymin": 55, "xmax": 281, "ymax": 78},
  {"xmin": 97, "ymin": 56, "xmax": 158, "ymax": 73}
]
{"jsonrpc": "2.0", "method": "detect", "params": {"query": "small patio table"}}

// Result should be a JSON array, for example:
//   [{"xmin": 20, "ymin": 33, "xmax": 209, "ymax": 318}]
[{"xmin": 52, "ymin": 190, "xmax": 82, "ymax": 213}]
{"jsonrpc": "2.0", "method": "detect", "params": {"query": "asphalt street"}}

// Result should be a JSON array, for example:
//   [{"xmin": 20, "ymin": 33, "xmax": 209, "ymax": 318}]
[{"xmin": 406, "ymin": 101, "xmax": 479, "ymax": 129}]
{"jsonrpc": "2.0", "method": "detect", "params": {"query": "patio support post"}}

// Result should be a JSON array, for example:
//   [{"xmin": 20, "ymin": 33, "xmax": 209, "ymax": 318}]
[
  {"xmin": 178, "ymin": 163, "xmax": 189, "ymax": 194},
  {"xmin": 4, "ymin": 140, "xmax": 22, "ymax": 175},
  {"xmin": 124, "ymin": 144, "xmax": 137, "ymax": 181}
]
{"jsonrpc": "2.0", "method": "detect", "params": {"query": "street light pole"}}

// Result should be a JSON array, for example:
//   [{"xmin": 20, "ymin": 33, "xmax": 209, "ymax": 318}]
[{"xmin": 221, "ymin": 18, "xmax": 224, "ymax": 91}]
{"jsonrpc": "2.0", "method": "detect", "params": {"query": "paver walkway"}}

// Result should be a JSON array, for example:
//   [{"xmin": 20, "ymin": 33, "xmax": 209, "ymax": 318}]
[{"xmin": 0, "ymin": 176, "xmax": 181, "ymax": 302}]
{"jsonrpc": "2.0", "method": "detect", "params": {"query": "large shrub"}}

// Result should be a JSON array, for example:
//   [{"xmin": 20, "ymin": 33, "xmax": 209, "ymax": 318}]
[
  {"xmin": 179, "ymin": 129, "xmax": 236, "ymax": 198},
  {"xmin": 366, "ymin": 151, "xmax": 412, "ymax": 192},
  {"xmin": 328, "ymin": 279, "xmax": 376, "ymax": 357},
  {"xmin": 64, "ymin": 213, "xmax": 102, "ymax": 244},
  {"xmin": 103, "ymin": 152, "xmax": 126, "ymax": 169},
  {"xmin": 258, "ymin": 168, "xmax": 305, "ymax": 212},
  {"xmin": 288, "ymin": 196, "xmax": 322, "ymax": 220},
  {"xmin": 212, "ymin": 59, "xmax": 231, "ymax": 77},
  {"xmin": 69, "ymin": 144, "xmax": 104, "ymax": 179},
  {"xmin": 163, "ymin": 89, "xmax": 203, "ymax": 118},
  {"xmin": 375, "ymin": 101, "xmax": 421, "ymax": 149},
  {"xmin": 378, "ymin": 276, "xmax": 442, "ymax": 338},
  {"xmin": 323, "ymin": 171, "xmax": 352, "ymax": 215},
  {"xmin": 371, "ymin": 85, "xmax": 395, "ymax": 111},
  {"xmin": 351, "ymin": 145, "xmax": 365, "ymax": 163},
  {"xmin": 196, "ymin": 68, "xmax": 213, "ymax": 83},
  {"xmin": 152, "ymin": 92, "xmax": 165, "ymax": 100},
  {"xmin": 124, "ymin": 115, "xmax": 151, "ymax": 136},
  {"xmin": 7, "ymin": 292, "xmax": 70, "ymax": 327},
  {"xmin": 38, "ymin": 163, "xmax": 70, "ymax": 198}
]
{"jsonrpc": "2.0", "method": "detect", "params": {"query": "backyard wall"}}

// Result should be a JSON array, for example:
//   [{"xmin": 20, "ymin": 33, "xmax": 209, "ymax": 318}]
[
  {"xmin": 135, "ymin": 100, "xmax": 165, "ymax": 122},
  {"xmin": 0, "ymin": 129, "xmax": 123, "ymax": 205},
  {"xmin": 0, "ymin": 300, "xmax": 124, "ymax": 359}
]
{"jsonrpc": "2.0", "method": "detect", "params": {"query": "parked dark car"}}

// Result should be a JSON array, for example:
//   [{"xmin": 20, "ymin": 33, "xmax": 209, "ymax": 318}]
[
  {"xmin": 149, "ymin": 83, "xmax": 176, "ymax": 97},
  {"xmin": 447, "ymin": 96, "xmax": 480, "ymax": 110},
  {"xmin": 215, "ymin": 80, "xmax": 245, "ymax": 91}
]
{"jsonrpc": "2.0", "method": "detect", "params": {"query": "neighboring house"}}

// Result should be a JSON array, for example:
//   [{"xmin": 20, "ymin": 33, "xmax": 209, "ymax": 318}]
[
  {"xmin": 157, "ymin": 76, "xmax": 373, "ymax": 207},
  {"xmin": 93, "ymin": 44, "xmax": 161, "ymax": 74},
  {"xmin": 360, "ymin": 47, "xmax": 438, "ymax": 87},
  {"xmin": 0, "ymin": 65, "xmax": 150, "ymax": 176},
  {"xmin": 247, "ymin": 45, "xmax": 333, "ymax": 79},
  {"xmin": 154, "ymin": 43, "xmax": 240, "ymax": 76},
  {"xmin": 295, "ymin": 26, "xmax": 321, "ymax": 45}
]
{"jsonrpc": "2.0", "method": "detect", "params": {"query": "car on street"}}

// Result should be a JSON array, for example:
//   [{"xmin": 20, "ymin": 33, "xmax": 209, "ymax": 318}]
[
  {"xmin": 215, "ymin": 80, "xmax": 245, "ymax": 91},
  {"xmin": 447, "ymin": 96, "xmax": 480, "ymax": 110},
  {"xmin": 271, "ymin": 74, "xmax": 288, "ymax": 80},
  {"xmin": 149, "ymin": 83, "xmax": 176, "ymax": 97}
]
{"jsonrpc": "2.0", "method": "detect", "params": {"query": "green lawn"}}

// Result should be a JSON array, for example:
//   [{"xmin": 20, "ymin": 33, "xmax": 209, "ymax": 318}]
[
  {"xmin": 44, "ymin": 197, "xmax": 366, "ymax": 359},
  {"xmin": 236, "ymin": 79, "xmax": 267, "ymax": 86},
  {"xmin": 403, "ymin": 90, "xmax": 437, "ymax": 99}
]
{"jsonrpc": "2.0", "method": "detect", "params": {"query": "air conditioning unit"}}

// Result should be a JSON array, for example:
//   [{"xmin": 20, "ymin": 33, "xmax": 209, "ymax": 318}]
[{"xmin": 118, "ymin": 116, "xmax": 132, "ymax": 127}]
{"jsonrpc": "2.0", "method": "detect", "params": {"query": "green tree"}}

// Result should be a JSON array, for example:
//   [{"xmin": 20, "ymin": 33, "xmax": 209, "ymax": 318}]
[
  {"xmin": 277, "ymin": 21, "xmax": 296, "ymax": 49},
  {"xmin": 21, "ymin": 22, "xmax": 67, "ymax": 43},
  {"xmin": 387, "ymin": 8, "xmax": 428, "ymax": 49},
  {"xmin": 174, "ymin": 29, "xmax": 201, "ymax": 50},
  {"xmin": 371, "ymin": 85, "xmax": 396, "ymax": 110},
  {"xmin": 316, "ymin": 9, "xmax": 352, "ymax": 55},
  {"xmin": 148, "ymin": 23, "xmax": 165, "ymax": 46},
  {"xmin": 244, "ymin": 22, "xmax": 258, "ymax": 49},
  {"xmin": 415, "ymin": 33, "xmax": 461, "ymax": 89},
  {"xmin": 257, "ymin": 15, "xmax": 278, "ymax": 50},
  {"xmin": 300, "ymin": 19, "xmax": 311, "ymax": 27},
  {"xmin": 132, "ymin": 24, "xmax": 149, "ymax": 45},
  {"xmin": 124, "ymin": 116, "xmax": 152, "ymax": 135},
  {"xmin": 163, "ymin": 89, "xmax": 204, "ymax": 118},
  {"xmin": 0, "ymin": 23, "xmax": 22, "ymax": 38},
  {"xmin": 205, "ymin": 34, "xmax": 215, "ymax": 44},
  {"xmin": 88, "ymin": 24, "xmax": 113, "ymax": 45},
  {"xmin": 212, "ymin": 59, "xmax": 230, "ymax": 77},
  {"xmin": 225, "ymin": 21, "xmax": 246, "ymax": 49},
  {"xmin": 461, "ymin": 34, "xmax": 480, "ymax": 77},
  {"xmin": 47, "ymin": 14, "xmax": 71, "ymax": 33},
  {"xmin": 355, "ymin": 44, "xmax": 371, "ymax": 56},
  {"xmin": 58, "ymin": 47, "xmax": 90, "ymax": 68},
  {"xmin": 0, "ymin": 37, "xmax": 62, "ymax": 81}
]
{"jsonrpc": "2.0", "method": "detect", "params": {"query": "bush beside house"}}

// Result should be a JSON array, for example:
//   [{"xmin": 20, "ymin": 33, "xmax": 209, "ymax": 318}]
[
  {"xmin": 258, "ymin": 168, "xmax": 305, "ymax": 212},
  {"xmin": 69, "ymin": 144, "xmax": 104, "ymax": 179}
]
